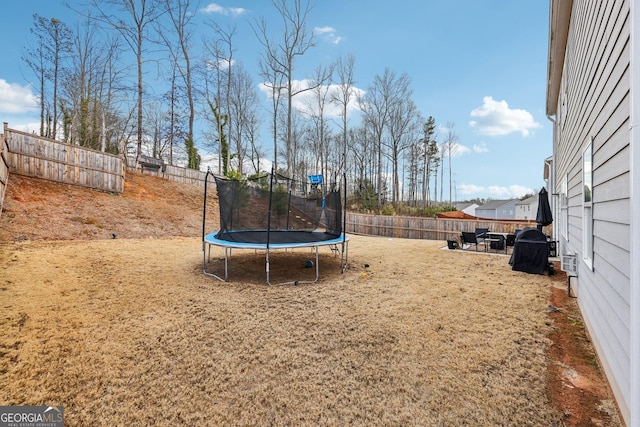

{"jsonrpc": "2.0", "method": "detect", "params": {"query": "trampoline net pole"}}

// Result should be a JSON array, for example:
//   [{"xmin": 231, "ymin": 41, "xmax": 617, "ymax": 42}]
[
  {"xmin": 341, "ymin": 172, "xmax": 348, "ymax": 272},
  {"xmin": 266, "ymin": 168, "xmax": 274, "ymax": 284},
  {"xmin": 202, "ymin": 168, "xmax": 213, "ymax": 251}
]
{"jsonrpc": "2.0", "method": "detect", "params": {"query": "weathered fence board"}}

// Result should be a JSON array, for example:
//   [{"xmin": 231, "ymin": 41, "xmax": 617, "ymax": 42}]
[
  {"xmin": 0, "ymin": 131, "xmax": 9, "ymax": 218},
  {"xmin": 346, "ymin": 212, "xmax": 537, "ymax": 241},
  {"xmin": 127, "ymin": 157, "xmax": 208, "ymax": 187},
  {"xmin": 4, "ymin": 125, "xmax": 125, "ymax": 193}
]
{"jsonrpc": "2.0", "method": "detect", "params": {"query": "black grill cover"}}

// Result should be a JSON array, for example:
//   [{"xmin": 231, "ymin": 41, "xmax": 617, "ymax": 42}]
[{"xmin": 509, "ymin": 228, "xmax": 549, "ymax": 274}]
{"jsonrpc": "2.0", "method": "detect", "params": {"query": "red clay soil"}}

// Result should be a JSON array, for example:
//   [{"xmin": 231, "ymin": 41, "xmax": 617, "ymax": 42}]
[
  {"xmin": 0, "ymin": 172, "xmax": 218, "ymax": 241},
  {"xmin": 0, "ymin": 172, "xmax": 624, "ymax": 426},
  {"xmin": 545, "ymin": 271, "xmax": 623, "ymax": 426}
]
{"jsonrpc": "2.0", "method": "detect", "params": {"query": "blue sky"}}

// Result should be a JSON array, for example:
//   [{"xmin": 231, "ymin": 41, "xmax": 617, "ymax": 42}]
[{"xmin": 0, "ymin": 0, "xmax": 551, "ymax": 201}]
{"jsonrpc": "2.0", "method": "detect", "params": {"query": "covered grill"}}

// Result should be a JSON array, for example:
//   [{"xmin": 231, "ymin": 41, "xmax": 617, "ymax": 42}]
[{"xmin": 509, "ymin": 228, "xmax": 549, "ymax": 275}]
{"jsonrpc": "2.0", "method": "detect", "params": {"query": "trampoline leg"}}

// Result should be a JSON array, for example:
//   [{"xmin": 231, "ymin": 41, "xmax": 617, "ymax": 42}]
[
  {"xmin": 202, "ymin": 244, "xmax": 229, "ymax": 282},
  {"xmin": 330, "ymin": 244, "xmax": 339, "ymax": 257},
  {"xmin": 224, "ymin": 247, "xmax": 229, "ymax": 279},
  {"xmin": 266, "ymin": 248, "xmax": 271, "ymax": 285},
  {"xmin": 317, "ymin": 246, "xmax": 321, "ymax": 277},
  {"xmin": 341, "ymin": 240, "xmax": 349, "ymax": 273},
  {"xmin": 313, "ymin": 245, "xmax": 319, "ymax": 283}
]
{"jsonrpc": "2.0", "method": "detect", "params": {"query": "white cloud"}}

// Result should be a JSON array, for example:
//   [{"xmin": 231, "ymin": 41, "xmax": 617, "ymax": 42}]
[
  {"xmin": 228, "ymin": 7, "xmax": 247, "ymax": 16},
  {"xmin": 200, "ymin": 3, "xmax": 225, "ymax": 14},
  {"xmin": 458, "ymin": 184, "xmax": 485, "ymax": 196},
  {"xmin": 259, "ymin": 79, "xmax": 364, "ymax": 118},
  {"xmin": 0, "ymin": 79, "xmax": 38, "ymax": 114},
  {"xmin": 487, "ymin": 185, "xmax": 535, "ymax": 199},
  {"xmin": 511, "ymin": 185, "xmax": 536, "ymax": 197},
  {"xmin": 8, "ymin": 121, "xmax": 40, "ymax": 134},
  {"xmin": 450, "ymin": 143, "xmax": 470, "ymax": 157},
  {"xmin": 486, "ymin": 184, "xmax": 534, "ymax": 198},
  {"xmin": 200, "ymin": 3, "xmax": 247, "ymax": 16},
  {"xmin": 313, "ymin": 26, "xmax": 343, "ymax": 44},
  {"xmin": 473, "ymin": 142, "xmax": 488, "ymax": 153},
  {"xmin": 205, "ymin": 58, "xmax": 236, "ymax": 71},
  {"xmin": 469, "ymin": 96, "xmax": 541, "ymax": 137},
  {"xmin": 473, "ymin": 142, "xmax": 489, "ymax": 154},
  {"xmin": 485, "ymin": 186, "xmax": 511, "ymax": 197},
  {"xmin": 458, "ymin": 183, "xmax": 534, "ymax": 199},
  {"xmin": 438, "ymin": 141, "xmax": 470, "ymax": 158}
]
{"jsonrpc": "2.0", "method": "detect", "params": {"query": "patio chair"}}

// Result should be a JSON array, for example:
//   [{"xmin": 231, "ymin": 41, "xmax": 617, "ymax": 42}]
[
  {"xmin": 461, "ymin": 231, "xmax": 484, "ymax": 251},
  {"xmin": 475, "ymin": 227, "xmax": 489, "ymax": 239}
]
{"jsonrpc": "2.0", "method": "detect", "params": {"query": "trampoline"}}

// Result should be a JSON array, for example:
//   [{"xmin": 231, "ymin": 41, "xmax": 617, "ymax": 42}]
[{"xmin": 202, "ymin": 169, "xmax": 349, "ymax": 285}]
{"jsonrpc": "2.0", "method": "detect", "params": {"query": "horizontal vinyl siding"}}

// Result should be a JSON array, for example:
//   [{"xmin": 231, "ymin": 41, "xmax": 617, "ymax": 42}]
[
  {"xmin": 595, "ymin": 197, "xmax": 630, "ymax": 224},
  {"xmin": 595, "ymin": 171, "xmax": 630, "ymax": 202},
  {"xmin": 578, "ymin": 279, "xmax": 630, "ymax": 399},
  {"xmin": 593, "ymin": 237, "xmax": 630, "ymax": 311},
  {"xmin": 596, "ymin": 206, "xmax": 630, "ymax": 247},
  {"xmin": 554, "ymin": 0, "xmax": 631, "ymax": 421}
]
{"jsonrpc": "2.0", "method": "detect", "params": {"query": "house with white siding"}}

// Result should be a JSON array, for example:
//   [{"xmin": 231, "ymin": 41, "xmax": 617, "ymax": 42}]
[
  {"xmin": 546, "ymin": 0, "xmax": 640, "ymax": 425},
  {"xmin": 475, "ymin": 199, "xmax": 518, "ymax": 220},
  {"xmin": 454, "ymin": 202, "xmax": 478, "ymax": 217},
  {"xmin": 515, "ymin": 195, "xmax": 539, "ymax": 220}
]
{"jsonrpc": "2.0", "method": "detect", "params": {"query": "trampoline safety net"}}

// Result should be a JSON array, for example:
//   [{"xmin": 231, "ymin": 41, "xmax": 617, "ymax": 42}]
[{"xmin": 214, "ymin": 174, "xmax": 343, "ymax": 244}]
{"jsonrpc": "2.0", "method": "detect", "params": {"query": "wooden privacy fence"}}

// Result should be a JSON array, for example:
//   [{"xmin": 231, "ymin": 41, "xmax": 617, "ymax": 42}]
[
  {"xmin": 0, "ymin": 132, "xmax": 9, "ymax": 218},
  {"xmin": 345, "ymin": 212, "xmax": 537, "ymax": 241},
  {"xmin": 126, "ymin": 157, "xmax": 208, "ymax": 187},
  {"xmin": 3, "ymin": 124, "xmax": 125, "ymax": 193}
]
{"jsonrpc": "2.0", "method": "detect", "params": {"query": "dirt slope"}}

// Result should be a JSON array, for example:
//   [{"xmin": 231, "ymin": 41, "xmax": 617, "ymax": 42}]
[{"xmin": 0, "ymin": 172, "xmax": 218, "ymax": 242}]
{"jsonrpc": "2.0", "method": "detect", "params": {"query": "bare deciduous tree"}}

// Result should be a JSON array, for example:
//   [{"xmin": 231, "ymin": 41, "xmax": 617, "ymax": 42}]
[
  {"xmin": 160, "ymin": 56, "xmax": 186, "ymax": 165},
  {"xmin": 91, "ymin": 0, "xmax": 163, "ymax": 160},
  {"xmin": 256, "ymin": 48, "xmax": 285, "ymax": 173},
  {"xmin": 159, "ymin": 0, "xmax": 195, "ymax": 157},
  {"xmin": 61, "ymin": 14, "xmax": 124, "ymax": 153},
  {"xmin": 385, "ymin": 74, "xmax": 417, "ymax": 204},
  {"xmin": 244, "ymin": 107, "xmax": 265, "ymax": 175},
  {"xmin": 206, "ymin": 22, "xmax": 238, "ymax": 172},
  {"xmin": 23, "ymin": 14, "xmax": 72, "ymax": 139},
  {"xmin": 202, "ymin": 37, "xmax": 225, "ymax": 174},
  {"xmin": 229, "ymin": 64, "xmax": 260, "ymax": 175},
  {"xmin": 254, "ymin": 0, "xmax": 319, "ymax": 176},
  {"xmin": 442, "ymin": 122, "xmax": 459, "ymax": 206},
  {"xmin": 332, "ymin": 53, "xmax": 356, "ymax": 175},
  {"xmin": 359, "ymin": 68, "xmax": 411, "ymax": 209},
  {"xmin": 301, "ymin": 63, "xmax": 334, "ymax": 179}
]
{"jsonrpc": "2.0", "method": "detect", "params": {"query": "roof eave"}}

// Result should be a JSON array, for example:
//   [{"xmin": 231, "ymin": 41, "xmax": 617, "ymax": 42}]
[{"xmin": 546, "ymin": 0, "xmax": 573, "ymax": 116}]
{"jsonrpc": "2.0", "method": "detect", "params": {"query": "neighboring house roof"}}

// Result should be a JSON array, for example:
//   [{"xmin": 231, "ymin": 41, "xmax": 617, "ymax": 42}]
[
  {"xmin": 515, "ymin": 195, "xmax": 537, "ymax": 206},
  {"xmin": 477, "ymin": 199, "xmax": 516, "ymax": 210},
  {"xmin": 455, "ymin": 202, "xmax": 479, "ymax": 214},
  {"xmin": 438, "ymin": 211, "xmax": 477, "ymax": 219},
  {"xmin": 455, "ymin": 202, "xmax": 474, "ymax": 211}
]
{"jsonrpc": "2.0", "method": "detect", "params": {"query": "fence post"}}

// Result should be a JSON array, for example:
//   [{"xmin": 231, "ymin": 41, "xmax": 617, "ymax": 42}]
[{"xmin": 0, "ymin": 123, "xmax": 9, "ymax": 219}]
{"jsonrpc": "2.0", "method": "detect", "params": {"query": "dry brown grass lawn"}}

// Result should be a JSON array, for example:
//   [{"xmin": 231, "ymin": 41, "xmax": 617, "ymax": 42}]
[
  {"xmin": 0, "ymin": 236, "xmax": 559, "ymax": 425},
  {"xmin": 0, "ymin": 173, "xmax": 622, "ymax": 426}
]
